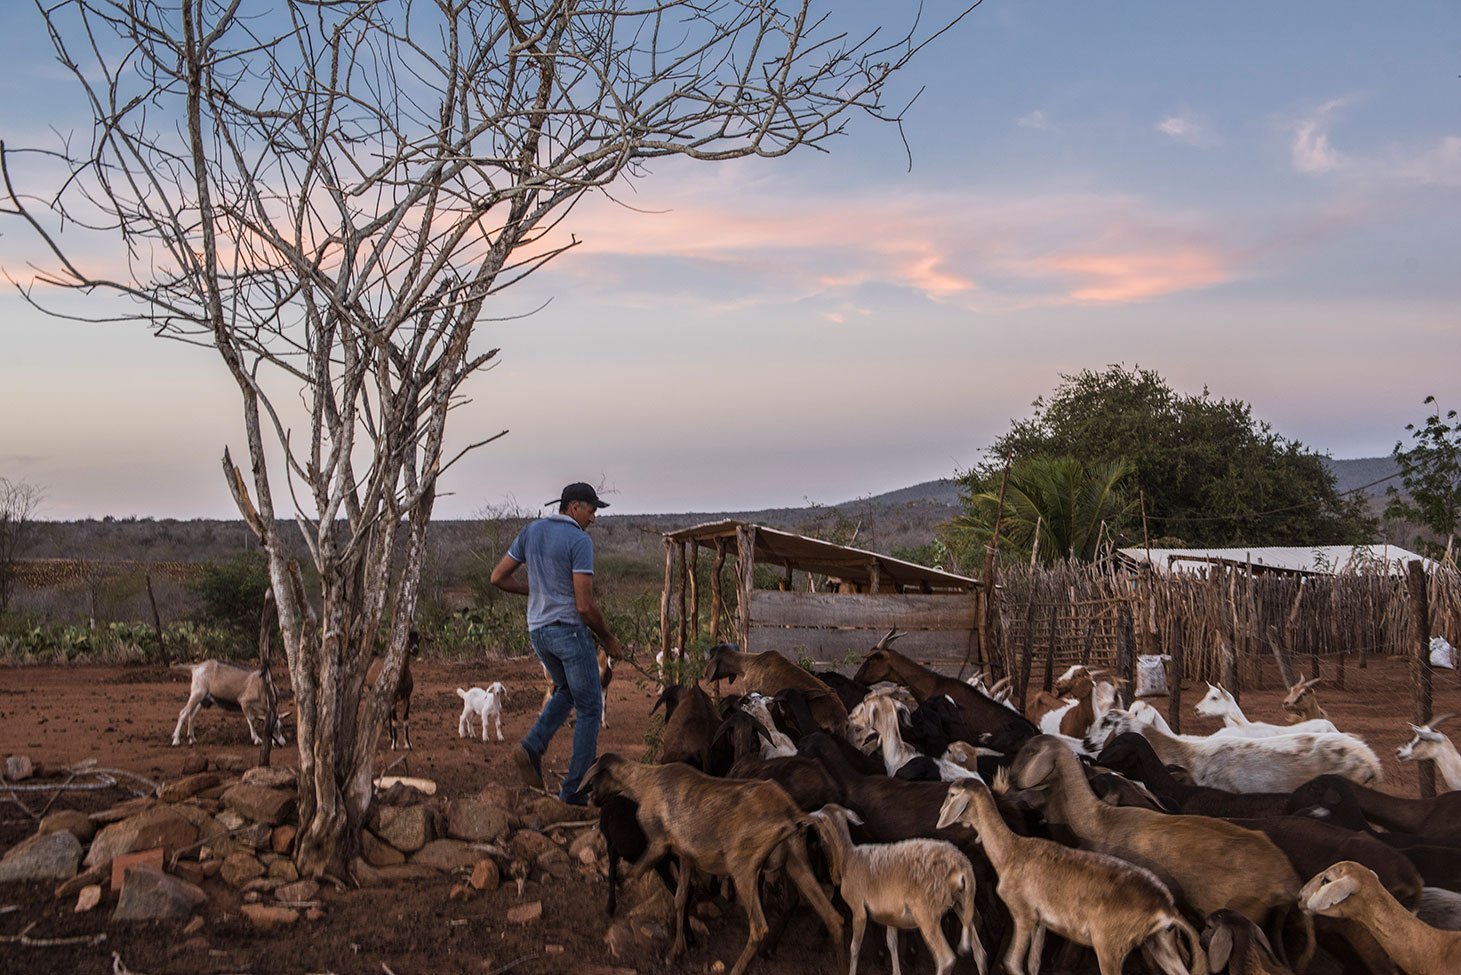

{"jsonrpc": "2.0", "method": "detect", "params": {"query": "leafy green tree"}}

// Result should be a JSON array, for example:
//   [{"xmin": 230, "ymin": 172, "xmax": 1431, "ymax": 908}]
[
  {"xmin": 970, "ymin": 365, "xmax": 1371, "ymax": 547},
  {"xmin": 944, "ymin": 457, "xmax": 1136, "ymax": 567},
  {"xmin": 1386, "ymin": 396, "xmax": 1461, "ymax": 555},
  {"xmin": 190, "ymin": 554, "xmax": 272, "ymax": 639}
]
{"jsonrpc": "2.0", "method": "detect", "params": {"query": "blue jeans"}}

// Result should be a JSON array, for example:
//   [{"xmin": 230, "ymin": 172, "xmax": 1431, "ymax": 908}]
[{"xmin": 522, "ymin": 621, "xmax": 602, "ymax": 801}]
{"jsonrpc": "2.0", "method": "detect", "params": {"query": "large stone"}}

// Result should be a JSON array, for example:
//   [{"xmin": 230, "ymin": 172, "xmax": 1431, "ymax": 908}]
[
  {"xmin": 166, "ymin": 803, "xmax": 228, "ymax": 851},
  {"xmin": 274, "ymin": 879, "xmax": 320, "ymax": 903},
  {"xmin": 220, "ymin": 852, "xmax": 266, "ymax": 888},
  {"xmin": 220, "ymin": 784, "xmax": 295, "ymax": 825},
  {"xmin": 469, "ymin": 858, "xmax": 500, "ymax": 892},
  {"xmin": 179, "ymin": 754, "xmax": 210, "ymax": 776},
  {"xmin": 54, "ymin": 863, "xmax": 108, "ymax": 900},
  {"xmin": 509, "ymin": 829, "xmax": 554, "ymax": 861},
  {"xmin": 89, "ymin": 796, "xmax": 156, "ymax": 825},
  {"xmin": 110, "ymin": 849, "xmax": 164, "ymax": 892},
  {"xmin": 473, "ymin": 783, "xmax": 517, "ymax": 814},
  {"xmin": 213, "ymin": 754, "xmax": 251, "ymax": 773},
  {"xmin": 241, "ymin": 904, "xmax": 298, "ymax": 928},
  {"xmin": 266, "ymin": 859, "xmax": 299, "ymax": 882},
  {"xmin": 241, "ymin": 766, "xmax": 296, "ymax": 789},
  {"xmin": 361, "ymin": 829, "xmax": 405, "ymax": 867},
  {"xmin": 348, "ymin": 856, "xmax": 439, "ymax": 887},
  {"xmin": 447, "ymin": 798, "xmax": 511, "ymax": 843},
  {"xmin": 519, "ymin": 796, "xmax": 590, "ymax": 830},
  {"xmin": 161, "ymin": 772, "xmax": 221, "ymax": 803},
  {"xmin": 410, "ymin": 839, "xmax": 479, "ymax": 873},
  {"xmin": 536, "ymin": 847, "xmax": 572, "ymax": 880},
  {"xmin": 111, "ymin": 866, "xmax": 206, "ymax": 923},
  {"xmin": 0, "ymin": 830, "xmax": 82, "ymax": 882},
  {"xmin": 4, "ymin": 755, "xmax": 35, "ymax": 781},
  {"xmin": 569, "ymin": 828, "xmax": 605, "ymax": 865},
  {"xmin": 506, "ymin": 901, "xmax": 542, "ymax": 924},
  {"xmin": 38, "ymin": 809, "xmax": 95, "ymax": 844},
  {"xmin": 85, "ymin": 806, "xmax": 198, "ymax": 868},
  {"xmin": 374, "ymin": 804, "xmax": 433, "ymax": 853},
  {"xmin": 270, "ymin": 824, "xmax": 298, "ymax": 854}
]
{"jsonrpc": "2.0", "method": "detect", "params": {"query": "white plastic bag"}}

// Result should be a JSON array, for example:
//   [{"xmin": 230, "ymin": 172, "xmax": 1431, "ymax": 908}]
[
  {"xmin": 1135, "ymin": 654, "xmax": 1172, "ymax": 697},
  {"xmin": 1431, "ymin": 636, "xmax": 1457, "ymax": 670}
]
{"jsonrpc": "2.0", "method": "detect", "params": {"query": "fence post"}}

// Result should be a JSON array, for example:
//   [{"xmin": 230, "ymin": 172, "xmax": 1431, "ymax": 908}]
[
  {"xmin": 257, "ymin": 589, "xmax": 278, "ymax": 769},
  {"xmin": 1018, "ymin": 590, "xmax": 1037, "ymax": 710},
  {"xmin": 1168, "ymin": 619, "xmax": 1184, "ymax": 734},
  {"xmin": 1116, "ymin": 603, "xmax": 1135, "ymax": 706},
  {"xmin": 1408, "ymin": 560, "xmax": 1436, "ymax": 798}
]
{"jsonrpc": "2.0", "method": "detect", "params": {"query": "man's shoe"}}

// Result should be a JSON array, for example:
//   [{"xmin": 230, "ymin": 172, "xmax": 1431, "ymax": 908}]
[{"xmin": 514, "ymin": 744, "xmax": 545, "ymax": 790}]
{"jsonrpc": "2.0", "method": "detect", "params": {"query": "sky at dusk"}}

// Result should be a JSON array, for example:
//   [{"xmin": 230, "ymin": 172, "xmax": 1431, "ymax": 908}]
[{"xmin": 1, "ymin": 1, "xmax": 1457, "ymax": 520}]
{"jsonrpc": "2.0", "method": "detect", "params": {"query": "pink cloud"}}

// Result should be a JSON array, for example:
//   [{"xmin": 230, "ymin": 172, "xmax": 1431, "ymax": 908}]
[{"xmin": 1041, "ymin": 250, "xmax": 1229, "ymax": 303}]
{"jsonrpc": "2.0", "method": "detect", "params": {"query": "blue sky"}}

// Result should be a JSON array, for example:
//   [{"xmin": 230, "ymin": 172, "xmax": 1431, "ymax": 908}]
[{"xmin": 1, "ymin": 1, "xmax": 1457, "ymax": 519}]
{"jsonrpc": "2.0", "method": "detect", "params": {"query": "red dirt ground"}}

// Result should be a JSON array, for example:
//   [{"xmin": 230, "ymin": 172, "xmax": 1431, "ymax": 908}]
[{"xmin": 2, "ymin": 653, "xmax": 1458, "ymax": 974}]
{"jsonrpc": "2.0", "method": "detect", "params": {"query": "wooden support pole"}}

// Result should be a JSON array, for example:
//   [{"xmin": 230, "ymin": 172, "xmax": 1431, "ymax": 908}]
[
  {"xmin": 1018, "ymin": 591, "xmax": 1037, "ymax": 711},
  {"xmin": 1168, "ymin": 618, "xmax": 1184, "ymax": 735},
  {"xmin": 145, "ymin": 570, "xmax": 165, "ymax": 655},
  {"xmin": 257, "ymin": 589, "xmax": 278, "ymax": 769},
  {"xmin": 660, "ymin": 538, "xmax": 673, "ymax": 658},
  {"xmin": 1408, "ymin": 560, "xmax": 1436, "ymax": 798},
  {"xmin": 736, "ymin": 525, "xmax": 756, "ymax": 650},
  {"xmin": 868, "ymin": 560, "xmax": 881, "ymax": 594},
  {"xmin": 677, "ymin": 541, "xmax": 689, "ymax": 657},
  {"xmin": 688, "ymin": 541, "xmax": 701, "ymax": 646},
  {"xmin": 1116, "ymin": 602, "xmax": 1135, "ymax": 703},
  {"xmin": 709, "ymin": 539, "xmax": 726, "ymax": 643},
  {"xmin": 980, "ymin": 460, "xmax": 1012, "ymax": 679}
]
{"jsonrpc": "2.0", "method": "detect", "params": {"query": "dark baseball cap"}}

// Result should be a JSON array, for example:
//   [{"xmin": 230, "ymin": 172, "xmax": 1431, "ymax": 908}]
[{"xmin": 547, "ymin": 482, "xmax": 610, "ymax": 509}]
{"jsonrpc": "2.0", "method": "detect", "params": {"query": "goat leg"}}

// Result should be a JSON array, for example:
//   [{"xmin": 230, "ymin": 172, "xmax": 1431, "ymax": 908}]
[
  {"xmin": 668, "ymin": 854, "xmax": 693, "ymax": 962},
  {"xmin": 727, "ymin": 866, "xmax": 770, "ymax": 975},
  {"xmin": 783, "ymin": 836, "xmax": 846, "ymax": 974},
  {"xmin": 402, "ymin": 696, "xmax": 413, "ymax": 751}
]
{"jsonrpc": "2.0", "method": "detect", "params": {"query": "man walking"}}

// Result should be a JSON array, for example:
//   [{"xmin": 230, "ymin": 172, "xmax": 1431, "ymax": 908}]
[{"xmin": 491, "ymin": 482, "xmax": 623, "ymax": 804}]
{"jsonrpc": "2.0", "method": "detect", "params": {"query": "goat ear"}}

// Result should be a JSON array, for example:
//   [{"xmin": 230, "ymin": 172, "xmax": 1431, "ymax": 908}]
[
  {"xmin": 1205, "ymin": 925, "xmax": 1233, "ymax": 971},
  {"xmin": 651, "ymin": 689, "xmax": 669, "ymax": 715},
  {"xmin": 1251, "ymin": 922, "xmax": 1278, "ymax": 960},
  {"xmin": 936, "ymin": 789, "xmax": 971, "ymax": 829},
  {"xmin": 1306, "ymin": 874, "xmax": 1359, "ymax": 912}
]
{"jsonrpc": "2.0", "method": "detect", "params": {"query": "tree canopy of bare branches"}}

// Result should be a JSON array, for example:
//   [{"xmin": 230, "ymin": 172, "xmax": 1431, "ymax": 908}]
[
  {"xmin": 2, "ymin": 0, "xmax": 978, "ymax": 874},
  {"xmin": 0, "ymin": 477, "xmax": 44, "ymax": 615}
]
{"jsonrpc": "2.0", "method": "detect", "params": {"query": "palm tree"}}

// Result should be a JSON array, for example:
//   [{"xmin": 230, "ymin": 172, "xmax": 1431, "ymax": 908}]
[{"xmin": 944, "ymin": 457, "xmax": 1137, "ymax": 566}]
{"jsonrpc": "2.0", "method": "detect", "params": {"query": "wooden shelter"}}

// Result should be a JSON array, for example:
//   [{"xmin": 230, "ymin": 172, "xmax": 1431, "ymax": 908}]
[{"xmin": 660, "ymin": 521, "xmax": 983, "ymax": 666}]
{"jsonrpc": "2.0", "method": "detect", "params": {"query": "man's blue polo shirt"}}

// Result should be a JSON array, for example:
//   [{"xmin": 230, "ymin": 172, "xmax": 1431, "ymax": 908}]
[{"xmin": 507, "ymin": 514, "xmax": 594, "ymax": 631}]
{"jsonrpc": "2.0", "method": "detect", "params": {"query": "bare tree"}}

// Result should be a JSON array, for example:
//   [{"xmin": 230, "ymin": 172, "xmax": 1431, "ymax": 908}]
[
  {"xmin": 2, "ymin": 0, "xmax": 977, "ymax": 875},
  {"xmin": 0, "ymin": 477, "xmax": 44, "ymax": 614}
]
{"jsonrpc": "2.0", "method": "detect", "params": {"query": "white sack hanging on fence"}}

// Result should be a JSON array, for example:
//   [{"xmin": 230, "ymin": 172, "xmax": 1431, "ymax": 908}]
[
  {"xmin": 1135, "ymin": 654, "xmax": 1172, "ymax": 697},
  {"xmin": 1431, "ymin": 636, "xmax": 1457, "ymax": 670}
]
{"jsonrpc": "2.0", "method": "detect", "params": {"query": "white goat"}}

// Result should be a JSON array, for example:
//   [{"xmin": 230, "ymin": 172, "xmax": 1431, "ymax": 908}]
[
  {"xmin": 741, "ymin": 694, "xmax": 798, "ymax": 759},
  {"xmin": 1087, "ymin": 709, "xmax": 1382, "ymax": 793},
  {"xmin": 456, "ymin": 682, "xmax": 507, "ymax": 741},
  {"xmin": 170, "ymin": 660, "xmax": 286, "ymax": 747},
  {"xmin": 1397, "ymin": 715, "xmax": 1461, "ymax": 791},
  {"xmin": 809, "ymin": 804, "xmax": 987, "ymax": 975},
  {"xmin": 1194, "ymin": 682, "xmax": 1339, "ymax": 737},
  {"xmin": 865, "ymin": 695, "xmax": 977, "ymax": 782}
]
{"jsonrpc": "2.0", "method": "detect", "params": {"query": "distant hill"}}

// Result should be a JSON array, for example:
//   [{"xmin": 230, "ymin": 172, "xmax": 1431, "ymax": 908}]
[{"xmin": 1324, "ymin": 456, "xmax": 1402, "ymax": 497}]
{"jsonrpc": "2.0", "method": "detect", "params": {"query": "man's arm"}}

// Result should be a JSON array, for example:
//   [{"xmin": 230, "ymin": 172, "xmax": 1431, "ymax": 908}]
[
  {"xmin": 490, "ymin": 554, "xmax": 529, "ymax": 596},
  {"xmin": 573, "ymin": 572, "xmax": 623, "ymax": 659}
]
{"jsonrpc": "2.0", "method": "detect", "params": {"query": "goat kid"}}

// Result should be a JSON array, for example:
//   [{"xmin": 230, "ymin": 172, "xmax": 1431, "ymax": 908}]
[
  {"xmin": 457, "ymin": 682, "xmax": 507, "ymax": 741},
  {"xmin": 171, "ymin": 660, "xmax": 286, "ymax": 747},
  {"xmin": 809, "ymin": 804, "xmax": 987, "ymax": 975}
]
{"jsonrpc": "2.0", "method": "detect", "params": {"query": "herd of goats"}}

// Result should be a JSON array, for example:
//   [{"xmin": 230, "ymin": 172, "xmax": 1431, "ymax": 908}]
[{"xmin": 574, "ymin": 633, "xmax": 1461, "ymax": 975}]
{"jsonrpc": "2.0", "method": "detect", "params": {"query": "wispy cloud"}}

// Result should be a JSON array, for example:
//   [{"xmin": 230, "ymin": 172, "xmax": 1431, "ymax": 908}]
[
  {"xmin": 1291, "ymin": 99, "xmax": 1348, "ymax": 173},
  {"xmin": 1017, "ymin": 110, "xmax": 1051, "ymax": 130},
  {"xmin": 1157, "ymin": 114, "xmax": 1214, "ymax": 147},
  {"xmin": 546, "ymin": 172, "xmax": 1243, "ymax": 313},
  {"xmin": 1288, "ymin": 97, "xmax": 1461, "ymax": 189}
]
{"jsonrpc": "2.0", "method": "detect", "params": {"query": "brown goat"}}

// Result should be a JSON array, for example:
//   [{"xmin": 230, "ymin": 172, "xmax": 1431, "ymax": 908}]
[
  {"xmin": 580, "ymin": 753, "xmax": 846, "ymax": 975},
  {"xmin": 704, "ymin": 643, "xmax": 848, "ymax": 735},
  {"xmin": 1202, "ymin": 909, "xmax": 1292, "ymax": 974},
  {"xmin": 654, "ymin": 683, "xmax": 719, "ymax": 771},
  {"xmin": 1282, "ymin": 677, "xmax": 1328, "ymax": 722},
  {"xmin": 1013, "ymin": 736, "xmax": 1314, "ymax": 971}
]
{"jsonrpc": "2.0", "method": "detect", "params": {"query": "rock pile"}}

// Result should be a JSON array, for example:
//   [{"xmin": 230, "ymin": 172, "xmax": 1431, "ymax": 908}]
[{"xmin": 0, "ymin": 758, "xmax": 615, "ymax": 938}]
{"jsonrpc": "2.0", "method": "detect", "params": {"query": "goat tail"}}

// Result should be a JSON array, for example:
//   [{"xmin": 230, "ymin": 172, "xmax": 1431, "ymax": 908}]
[
  {"xmin": 170, "ymin": 662, "xmax": 196, "ymax": 671},
  {"xmin": 456, "ymin": 687, "xmax": 469, "ymax": 700}
]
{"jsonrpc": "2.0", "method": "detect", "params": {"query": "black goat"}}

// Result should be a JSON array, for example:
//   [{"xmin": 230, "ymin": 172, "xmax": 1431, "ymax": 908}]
[{"xmin": 1096, "ymin": 732, "xmax": 1292, "ymax": 818}]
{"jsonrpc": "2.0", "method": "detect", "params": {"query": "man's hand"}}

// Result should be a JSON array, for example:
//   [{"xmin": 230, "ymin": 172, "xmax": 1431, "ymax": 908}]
[{"xmin": 603, "ymin": 635, "xmax": 625, "ymax": 661}]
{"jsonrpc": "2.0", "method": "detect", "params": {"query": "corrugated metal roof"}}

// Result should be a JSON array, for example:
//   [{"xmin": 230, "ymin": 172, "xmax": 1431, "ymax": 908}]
[{"xmin": 1117, "ymin": 544, "xmax": 1434, "ymax": 576}]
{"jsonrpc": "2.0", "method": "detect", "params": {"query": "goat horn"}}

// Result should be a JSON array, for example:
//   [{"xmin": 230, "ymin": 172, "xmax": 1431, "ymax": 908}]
[
  {"xmin": 873, "ymin": 627, "xmax": 902, "ymax": 650},
  {"xmin": 1429, "ymin": 712, "xmax": 1455, "ymax": 729}
]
